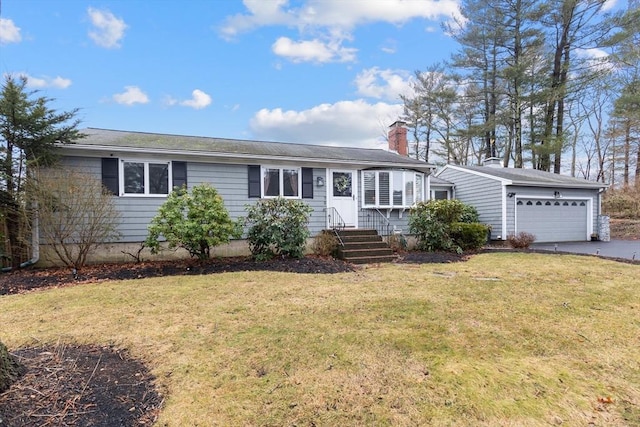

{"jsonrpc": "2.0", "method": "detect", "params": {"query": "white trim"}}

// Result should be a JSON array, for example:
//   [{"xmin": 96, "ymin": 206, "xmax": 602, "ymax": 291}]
[
  {"xmin": 260, "ymin": 165, "xmax": 302, "ymax": 199},
  {"xmin": 501, "ymin": 185, "xmax": 508, "ymax": 240},
  {"xmin": 436, "ymin": 164, "xmax": 513, "ymax": 185},
  {"xmin": 119, "ymin": 159, "xmax": 172, "ymax": 197},
  {"xmin": 329, "ymin": 169, "xmax": 358, "ymax": 228}
]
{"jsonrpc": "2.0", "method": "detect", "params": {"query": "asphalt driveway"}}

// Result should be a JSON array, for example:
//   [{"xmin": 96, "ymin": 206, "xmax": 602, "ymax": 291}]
[{"xmin": 532, "ymin": 240, "xmax": 640, "ymax": 261}]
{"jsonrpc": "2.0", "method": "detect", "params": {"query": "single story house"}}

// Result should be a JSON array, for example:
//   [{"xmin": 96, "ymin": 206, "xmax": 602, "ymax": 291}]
[
  {"xmin": 53, "ymin": 122, "xmax": 436, "ymax": 261},
  {"xmin": 436, "ymin": 159, "xmax": 609, "ymax": 243}
]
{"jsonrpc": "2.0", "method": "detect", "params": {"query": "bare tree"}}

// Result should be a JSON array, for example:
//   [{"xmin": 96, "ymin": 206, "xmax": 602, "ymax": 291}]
[{"xmin": 32, "ymin": 168, "xmax": 121, "ymax": 269}]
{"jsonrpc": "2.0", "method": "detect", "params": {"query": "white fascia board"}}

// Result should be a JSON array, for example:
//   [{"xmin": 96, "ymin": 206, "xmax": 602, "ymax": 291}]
[
  {"xmin": 437, "ymin": 164, "xmax": 513, "ymax": 185},
  {"xmin": 508, "ymin": 181, "xmax": 608, "ymax": 190},
  {"xmin": 58, "ymin": 144, "xmax": 435, "ymax": 172}
]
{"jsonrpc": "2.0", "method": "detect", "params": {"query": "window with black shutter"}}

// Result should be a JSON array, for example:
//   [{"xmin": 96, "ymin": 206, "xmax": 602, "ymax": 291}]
[{"xmin": 101, "ymin": 158, "xmax": 119, "ymax": 195}]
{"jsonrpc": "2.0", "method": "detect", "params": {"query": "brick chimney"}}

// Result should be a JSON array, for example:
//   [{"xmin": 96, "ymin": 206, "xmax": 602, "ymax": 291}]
[{"xmin": 388, "ymin": 121, "xmax": 408, "ymax": 156}]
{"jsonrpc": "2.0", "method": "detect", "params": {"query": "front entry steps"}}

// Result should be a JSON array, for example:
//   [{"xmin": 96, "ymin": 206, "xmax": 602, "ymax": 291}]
[{"xmin": 334, "ymin": 229, "xmax": 396, "ymax": 264}]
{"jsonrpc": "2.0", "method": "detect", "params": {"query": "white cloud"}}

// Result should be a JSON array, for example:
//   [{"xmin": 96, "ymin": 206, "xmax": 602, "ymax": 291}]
[
  {"xmin": 272, "ymin": 36, "xmax": 356, "ymax": 63},
  {"xmin": 113, "ymin": 86, "xmax": 149, "ymax": 105},
  {"xmin": 250, "ymin": 99, "xmax": 403, "ymax": 148},
  {"xmin": 354, "ymin": 67, "xmax": 412, "ymax": 101},
  {"xmin": 25, "ymin": 74, "xmax": 72, "ymax": 89},
  {"xmin": 0, "ymin": 18, "xmax": 21, "ymax": 44},
  {"xmin": 221, "ymin": 0, "xmax": 460, "ymax": 63},
  {"xmin": 577, "ymin": 48, "xmax": 609, "ymax": 60},
  {"xmin": 602, "ymin": 0, "xmax": 618, "ymax": 12},
  {"xmin": 87, "ymin": 7, "xmax": 127, "ymax": 49},
  {"xmin": 219, "ymin": 0, "xmax": 292, "ymax": 40},
  {"xmin": 180, "ymin": 89, "xmax": 212, "ymax": 109},
  {"xmin": 222, "ymin": 0, "xmax": 460, "ymax": 36}
]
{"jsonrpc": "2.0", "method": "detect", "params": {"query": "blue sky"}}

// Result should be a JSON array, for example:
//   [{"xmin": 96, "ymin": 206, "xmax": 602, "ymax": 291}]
[
  {"xmin": 0, "ymin": 0, "xmax": 463, "ymax": 150},
  {"xmin": 0, "ymin": 0, "xmax": 620, "ymax": 151}
]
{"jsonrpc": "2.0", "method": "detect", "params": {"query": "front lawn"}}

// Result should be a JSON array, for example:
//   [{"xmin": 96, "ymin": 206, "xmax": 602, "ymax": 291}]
[{"xmin": 1, "ymin": 253, "xmax": 638, "ymax": 426}]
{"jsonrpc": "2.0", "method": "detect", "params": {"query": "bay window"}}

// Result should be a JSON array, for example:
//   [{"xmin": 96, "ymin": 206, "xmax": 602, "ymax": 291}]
[{"xmin": 362, "ymin": 170, "xmax": 425, "ymax": 208}]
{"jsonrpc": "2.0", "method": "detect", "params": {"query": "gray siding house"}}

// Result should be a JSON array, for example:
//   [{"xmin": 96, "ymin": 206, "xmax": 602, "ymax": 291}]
[
  {"xmin": 436, "ymin": 160, "xmax": 608, "ymax": 243},
  {"xmin": 55, "ymin": 125, "xmax": 436, "ymax": 261}
]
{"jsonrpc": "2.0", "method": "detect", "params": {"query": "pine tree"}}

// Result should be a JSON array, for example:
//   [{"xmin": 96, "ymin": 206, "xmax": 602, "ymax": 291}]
[{"xmin": 0, "ymin": 76, "xmax": 83, "ymax": 268}]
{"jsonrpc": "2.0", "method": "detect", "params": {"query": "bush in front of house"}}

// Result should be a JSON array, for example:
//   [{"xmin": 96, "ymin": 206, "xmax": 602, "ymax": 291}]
[
  {"xmin": 32, "ymin": 168, "xmax": 122, "ymax": 269},
  {"xmin": 450, "ymin": 222, "xmax": 490, "ymax": 251},
  {"xmin": 409, "ymin": 200, "xmax": 484, "ymax": 253},
  {"xmin": 244, "ymin": 197, "xmax": 313, "ymax": 261},
  {"xmin": 146, "ymin": 184, "xmax": 242, "ymax": 260},
  {"xmin": 312, "ymin": 230, "xmax": 339, "ymax": 257},
  {"xmin": 507, "ymin": 232, "xmax": 536, "ymax": 249}
]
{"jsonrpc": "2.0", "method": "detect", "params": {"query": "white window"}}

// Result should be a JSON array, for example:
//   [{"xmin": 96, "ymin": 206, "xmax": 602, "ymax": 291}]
[
  {"xmin": 362, "ymin": 170, "xmax": 425, "ymax": 208},
  {"xmin": 262, "ymin": 166, "xmax": 301, "ymax": 198},
  {"xmin": 121, "ymin": 160, "xmax": 171, "ymax": 196}
]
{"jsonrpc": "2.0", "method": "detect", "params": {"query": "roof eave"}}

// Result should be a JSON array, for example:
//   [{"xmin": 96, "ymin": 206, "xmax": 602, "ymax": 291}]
[
  {"xmin": 56, "ymin": 143, "xmax": 436, "ymax": 172},
  {"xmin": 508, "ymin": 181, "xmax": 608, "ymax": 189}
]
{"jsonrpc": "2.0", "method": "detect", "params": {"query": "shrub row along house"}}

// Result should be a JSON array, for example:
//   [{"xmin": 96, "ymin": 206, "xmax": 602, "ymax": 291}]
[{"xmin": 47, "ymin": 122, "xmax": 607, "ymax": 264}]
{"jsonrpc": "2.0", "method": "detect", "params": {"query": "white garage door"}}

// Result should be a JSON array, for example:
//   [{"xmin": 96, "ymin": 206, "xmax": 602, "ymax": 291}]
[{"xmin": 516, "ymin": 198, "xmax": 588, "ymax": 242}]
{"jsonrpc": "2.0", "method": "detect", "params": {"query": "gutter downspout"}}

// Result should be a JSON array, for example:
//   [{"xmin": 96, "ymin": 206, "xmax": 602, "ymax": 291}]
[{"xmin": 2, "ymin": 203, "xmax": 39, "ymax": 272}]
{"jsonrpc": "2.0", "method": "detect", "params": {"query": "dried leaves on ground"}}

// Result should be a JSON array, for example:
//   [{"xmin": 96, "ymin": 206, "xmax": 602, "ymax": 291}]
[{"xmin": 0, "ymin": 345, "xmax": 161, "ymax": 427}]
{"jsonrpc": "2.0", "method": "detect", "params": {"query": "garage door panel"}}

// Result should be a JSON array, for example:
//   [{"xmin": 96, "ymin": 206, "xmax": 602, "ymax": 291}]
[{"xmin": 516, "ymin": 199, "xmax": 588, "ymax": 242}]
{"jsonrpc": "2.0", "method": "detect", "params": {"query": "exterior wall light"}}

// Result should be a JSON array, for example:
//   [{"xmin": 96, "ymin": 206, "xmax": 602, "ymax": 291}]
[{"xmin": 316, "ymin": 176, "xmax": 325, "ymax": 187}]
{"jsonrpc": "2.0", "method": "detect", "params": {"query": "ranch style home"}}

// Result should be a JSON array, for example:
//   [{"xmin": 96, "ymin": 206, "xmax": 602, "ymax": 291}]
[
  {"xmin": 53, "ymin": 122, "xmax": 437, "ymax": 263},
  {"xmin": 50, "ymin": 122, "xmax": 608, "ymax": 264}
]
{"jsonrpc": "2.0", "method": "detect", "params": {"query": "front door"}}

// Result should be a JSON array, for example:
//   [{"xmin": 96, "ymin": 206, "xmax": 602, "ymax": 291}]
[{"xmin": 329, "ymin": 170, "xmax": 358, "ymax": 227}]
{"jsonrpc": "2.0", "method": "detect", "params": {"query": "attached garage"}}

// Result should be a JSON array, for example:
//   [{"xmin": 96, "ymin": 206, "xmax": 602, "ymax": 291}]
[
  {"xmin": 516, "ymin": 198, "xmax": 589, "ymax": 242},
  {"xmin": 435, "ymin": 160, "xmax": 608, "ymax": 243}
]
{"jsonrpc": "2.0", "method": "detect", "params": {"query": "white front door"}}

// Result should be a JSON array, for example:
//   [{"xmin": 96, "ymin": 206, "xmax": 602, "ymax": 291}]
[{"xmin": 329, "ymin": 170, "xmax": 358, "ymax": 227}]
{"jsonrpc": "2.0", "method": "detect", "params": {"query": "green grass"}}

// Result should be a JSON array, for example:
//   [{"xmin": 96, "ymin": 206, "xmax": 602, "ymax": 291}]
[{"xmin": 1, "ymin": 253, "xmax": 639, "ymax": 426}]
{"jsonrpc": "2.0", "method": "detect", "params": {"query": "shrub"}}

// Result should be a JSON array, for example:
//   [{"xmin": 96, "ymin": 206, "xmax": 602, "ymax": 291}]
[
  {"xmin": 450, "ymin": 222, "xmax": 490, "ymax": 251},
  {"xmin": 409, "ymin": 202, "xmax": 455, "ymax": 252},
  {"xmin": 146, "ymin": 184, "xmax": 242, "ymax": 260},
  {"xmin": 507, "ymin": 232, "xmax": 536, "ymax": 249},
  {"xmin": 387, "ymin": 232, "xmax": 408, "ymax": 252},
  {"xmin": 32, "ymin": 168, "xmax": 122, "ymax": 269},
  {"xmin": 312, "ymin": 230, "xmax": 339, "ymax": 257},
  {"xmin": 244, "ymin": 197, "xmax": 313, "ymax": 261},
  {"xmin": 409, "ymin": 200, "xmax": 482, "ymax": 253},
  {"xmin": 459, "ymin": 204, "xmax": 480, "ymax": 223}
]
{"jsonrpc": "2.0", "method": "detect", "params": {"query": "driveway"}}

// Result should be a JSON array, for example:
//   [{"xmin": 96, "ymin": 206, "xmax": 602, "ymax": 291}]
[{"xmin": 531, "ymin": 240, "xmax": 640, "ymax": 261}]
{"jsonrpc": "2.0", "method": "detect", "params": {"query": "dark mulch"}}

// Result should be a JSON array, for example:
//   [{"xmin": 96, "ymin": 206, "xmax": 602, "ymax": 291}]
[
  {"xmin": 0, "ymin": 345, "xmax": 160, "ymax": 427},
  {"xmin": 0, "ymin": 256, "xmax": 358, "ymax": 296}
]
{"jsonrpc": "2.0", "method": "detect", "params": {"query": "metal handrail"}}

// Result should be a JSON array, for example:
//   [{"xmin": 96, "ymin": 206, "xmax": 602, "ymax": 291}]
[
  {"xmin": 360, "ymin": 208, "xmax": 392, "ymax": 237},
  {"xmin": 327, "ymin": 207, "xmax": 346, "ymax": 246}
]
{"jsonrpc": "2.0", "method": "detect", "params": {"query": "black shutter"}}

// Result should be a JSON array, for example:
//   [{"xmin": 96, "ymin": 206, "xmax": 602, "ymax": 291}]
[
  {"xmin": 248, "ymin": 165, "xmax": 261, "ymax": 198},
  {"xmin": 302, "ymin": 168, "xmax": 313, "ymax": 199},
  {"xmin": 101, "ymin": 158, "xmax": 119, "ymax": 195},
  {"xmin": 172, "ymin": 161, "xmax": 187, "ymax": 189}
]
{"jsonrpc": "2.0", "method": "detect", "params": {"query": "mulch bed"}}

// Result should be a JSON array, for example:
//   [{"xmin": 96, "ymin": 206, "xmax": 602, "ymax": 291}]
[{"xmin": 0, "ymin": 345, "xmax": 160, "ymax": 427}]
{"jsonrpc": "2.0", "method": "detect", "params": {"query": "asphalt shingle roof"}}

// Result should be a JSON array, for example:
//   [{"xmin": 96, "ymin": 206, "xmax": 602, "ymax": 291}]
[
  {"xmin": 446, "ymin": 164, "xmax": 606, "ymax": 188},
  {"xmin": 67, "ymin": 128, "xmax": 435, "ymax": 171}
]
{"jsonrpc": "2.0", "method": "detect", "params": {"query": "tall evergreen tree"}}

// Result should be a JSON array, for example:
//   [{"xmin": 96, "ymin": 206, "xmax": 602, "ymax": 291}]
[{"xmin": 0, "ymin": 75, "xmax": 83, "ymax": 268}]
